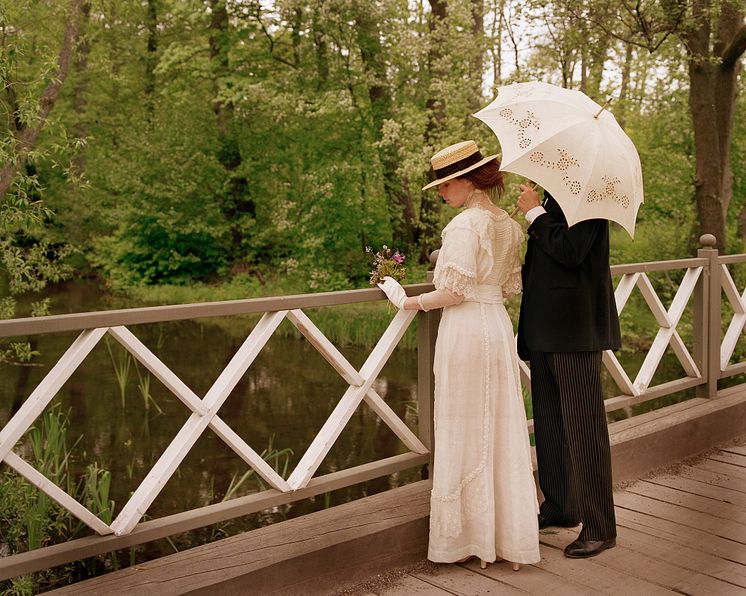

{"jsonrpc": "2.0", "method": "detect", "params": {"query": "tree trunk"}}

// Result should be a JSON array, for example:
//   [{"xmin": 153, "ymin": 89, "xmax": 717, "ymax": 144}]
[
  {"xmin": 470, "ymin": 0, "xmax": 484, "ymax": 109},
  {"xmin": 144, "ymin": 0, "xmax": 158, "ymax": 106},
  {"xmin": 584, "ymin": 5, "xmax": 609, "ymax": 101},
  {"xmin": 0, "ymin": 0, "xmax": 84, "ymax": 200},
  {"xmin": 686, "ymin": 0, "xmax": 725, "ymax": 251},
  {"xmin": 714, "ymin": 1, "xmax": 745, "ymax": 218},
  {"xmin": 685, "ymin": 0, "xmax": 745, "ymax": 251},
  {"xmin": 490, "ymin": 0, "xmax": 506, "ymax": 92},
  {"xmin": 209, "ymin": 0, "xmax": 231, "ymax": 134},
  {"xmin": 71, "ymin": 1, "xmax": 91, "ymax": 178},
  {"xmin": 312, "ymin": 6, "xmax": 329, "ymax": 90},
  {"xmin": 209, "ymin": 0, "xmax": 253, "ymax": 258},
  {"xmin": 617, "ymin": 41, "xmax": 633, "ymax": 130}
]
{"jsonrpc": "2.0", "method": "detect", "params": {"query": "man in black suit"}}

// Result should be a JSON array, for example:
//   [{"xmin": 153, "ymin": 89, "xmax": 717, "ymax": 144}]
[{"xmin": 515, "ymin": 184, "xmax": 621, "ymax": 558}]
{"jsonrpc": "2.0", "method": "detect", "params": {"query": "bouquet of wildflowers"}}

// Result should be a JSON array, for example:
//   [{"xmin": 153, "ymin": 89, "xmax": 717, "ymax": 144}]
[{"xmin": 366, "ymin": 245, "xmax": 406, "ymax": 286}]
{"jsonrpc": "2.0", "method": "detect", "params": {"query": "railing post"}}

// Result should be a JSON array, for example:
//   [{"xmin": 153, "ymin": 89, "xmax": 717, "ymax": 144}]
[
  {"xmin": 695, "ymin": 234, "xmax": 720, "ymax": 398},
  {"xmin": 417, "ymin": 257, "xmax": 440, "ymax": 473}
]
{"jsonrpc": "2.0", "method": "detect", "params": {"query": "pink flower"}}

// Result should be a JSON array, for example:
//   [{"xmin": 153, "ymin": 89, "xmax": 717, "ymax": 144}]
[{"xmin": 393, "ymin": 253, "xmax": 404, "ymax": 264}]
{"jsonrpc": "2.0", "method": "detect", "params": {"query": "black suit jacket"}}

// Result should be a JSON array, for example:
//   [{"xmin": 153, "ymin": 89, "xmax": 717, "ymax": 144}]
[{"xmin": 517, "ymin": 194, "xmax": 621, "ymax": 361}]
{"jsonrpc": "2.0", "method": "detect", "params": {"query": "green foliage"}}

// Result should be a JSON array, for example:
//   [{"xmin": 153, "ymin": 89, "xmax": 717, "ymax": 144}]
[
  {"xmin": 726, "ymin": 86, "xmax": 746, "ymax": 252},
  {"xmin": 625, "ymin": 72, "xmax": 694, "ymax": 230},
  {"xmin": 0, "ymin": 1, "xmax": 75, "ymax": 368},
  {"xmin": 88, "ymin": 96, "xmax": 230, "ymax": 287},
  {"xmin": 0, "ymin": 404, "xmax": 115, "ymax": 593}
]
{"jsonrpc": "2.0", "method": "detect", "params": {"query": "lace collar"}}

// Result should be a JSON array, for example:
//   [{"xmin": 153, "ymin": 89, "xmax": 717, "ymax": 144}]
[
  {"xmin": 464, "ymin": 189, "xmax": 490, "ymax": 210},
  {"xmin": 463, "ymin": 190, "xmax": 507, "ymax": 221}
]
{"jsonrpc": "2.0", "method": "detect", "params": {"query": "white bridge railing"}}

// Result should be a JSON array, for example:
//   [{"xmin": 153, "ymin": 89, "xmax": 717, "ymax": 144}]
[{"xmin": 1, "ymin": 234, "xmax": 745, "ymax": 579}]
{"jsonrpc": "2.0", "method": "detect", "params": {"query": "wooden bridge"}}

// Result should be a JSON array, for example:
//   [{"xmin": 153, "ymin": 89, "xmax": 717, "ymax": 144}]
[{"xmin": 1, "ymin": 234, "xmax": 746, "ymax": 594}]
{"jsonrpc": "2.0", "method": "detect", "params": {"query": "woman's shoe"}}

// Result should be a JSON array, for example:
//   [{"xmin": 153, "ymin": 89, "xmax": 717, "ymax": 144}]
[
  {"xmin": 480, "ymin": 559, "xmax": 487, "ymax": 569},
  {"xmin": 511, "ymin": 562, "xmax": 520, "ymax": 572}
]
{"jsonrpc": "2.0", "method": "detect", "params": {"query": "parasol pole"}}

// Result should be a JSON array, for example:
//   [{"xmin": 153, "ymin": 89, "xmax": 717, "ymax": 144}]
[
  {"xmin": 594, "ymin": 97, "xmax": 613, "ymax": 119},
  {"xmin": 509, "ymin": 181, "xmax": 537, "ymax": 219}
]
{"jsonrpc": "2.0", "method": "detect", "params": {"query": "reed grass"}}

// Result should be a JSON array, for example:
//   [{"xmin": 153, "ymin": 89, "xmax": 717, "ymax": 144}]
[
  {"xmin": 222, "ymin": 435, "xmax": 294, "ymax": 497},
  {"xmin": 134, "ymin": 363, "xmax": 163, "ymax": 414},
  {"xmin": 81, "ymin": 463, "xmax": 114, "ymax": 524},
  {"xmin": 0, "ymin": 404, "xmax": 116, "ymax": 594},
  {"xmin": 105, "ymin": 337, "xmax": 132, "ymax": 408}
]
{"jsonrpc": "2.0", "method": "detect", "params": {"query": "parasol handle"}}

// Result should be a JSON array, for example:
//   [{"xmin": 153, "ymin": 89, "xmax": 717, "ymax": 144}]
[
  {"xmin": 594, "ymin": 97, "xmax": 613, "ymax": 119},
  {"xmin": 509, "ymin": 181, "xmax": 538, "ymax": 218}
]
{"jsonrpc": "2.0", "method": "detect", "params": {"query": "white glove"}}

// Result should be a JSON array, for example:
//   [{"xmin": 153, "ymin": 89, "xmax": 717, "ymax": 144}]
[{"xmin": 378, "ymin": 276, "xmax": 407, "ymax": 309}]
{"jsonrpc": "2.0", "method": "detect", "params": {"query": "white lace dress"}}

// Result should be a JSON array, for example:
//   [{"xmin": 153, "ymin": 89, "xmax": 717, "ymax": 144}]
[{"xmin": 428, "ymin": 203, "xmax": 540, "ymax": 565}]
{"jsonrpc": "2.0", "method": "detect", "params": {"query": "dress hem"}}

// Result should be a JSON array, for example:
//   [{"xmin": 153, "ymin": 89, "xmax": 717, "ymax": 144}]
[{"xmin": 428, "ymin": 545, "xmax": 541, "ymax": 565}]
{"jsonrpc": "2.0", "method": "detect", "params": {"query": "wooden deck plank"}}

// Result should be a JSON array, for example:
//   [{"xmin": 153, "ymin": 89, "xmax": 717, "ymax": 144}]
[
  {"xmin": 528, "ymin": 541, "xmax": 673, "ymax": 595},
  {"xmin": 677, "ymin": 464, "xmax": 746, "ymax": 494},
  {"xmin": 709, "ymin": 450, "xmax": 746, "ymax": 468},
  {"xmin": 614, "ymin": 490, "xmax": 746, "ymax": 543},
  {"xmin": 615, "ymin": 519, "xmax": 746, "ymax": 588},
  {"xmin": 697, "ymin": 458, "xmax": 746, "ymax": 481},
  {"xmin": 460, "ymin": 552, "xmax": 600, "ymax": 596},
  {"xmin": 625, "ymin": 480, "xmax": 746, "ymax": 523},
  {"xmin": 411, "ymin": 565, "xmax": 526, "ymax": 596},
  {"xmin": 374, "ymin": 574, "xmax": 454, "ymax": 595},
  {"xmin": 539, "ymin": 527, "xmax": 744, "ymax": 595},
  {"xmin": 646, "ymin": 473, "xmax": 746, "ymax": 507},
  {"xmin": 615, "ymin": 505, "xmax": 746, "ymax": 565},
  {"xmin": 724, "ymin": 445, "xmax": 746, "ymax": 457}
]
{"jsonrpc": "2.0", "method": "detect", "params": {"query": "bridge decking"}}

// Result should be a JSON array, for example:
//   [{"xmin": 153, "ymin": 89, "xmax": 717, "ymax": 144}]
[{"xmin": 354, "ymin": 438, "xmax": 746, "ymax": 596}]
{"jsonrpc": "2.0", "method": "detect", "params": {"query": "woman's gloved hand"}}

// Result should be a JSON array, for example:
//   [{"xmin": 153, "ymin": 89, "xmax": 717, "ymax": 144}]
[{"xmin": 377, "ymin": 276, "xmax": 407, "ymax": 309}]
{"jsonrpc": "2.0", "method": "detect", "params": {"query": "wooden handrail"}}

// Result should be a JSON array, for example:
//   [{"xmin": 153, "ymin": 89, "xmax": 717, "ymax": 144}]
[
  {"xmin": 610, "ymin": 257, "xmax": 707, "ymax": 275},
  {"xmin": 0, "ymin": 283, "xmax": 435, "ymax": 338}
]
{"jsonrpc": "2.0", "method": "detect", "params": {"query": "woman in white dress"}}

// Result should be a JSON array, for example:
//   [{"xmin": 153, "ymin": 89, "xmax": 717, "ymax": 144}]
[{"xmin": 378, "ymin": 140, "xmax": 540, "ymax": 570}]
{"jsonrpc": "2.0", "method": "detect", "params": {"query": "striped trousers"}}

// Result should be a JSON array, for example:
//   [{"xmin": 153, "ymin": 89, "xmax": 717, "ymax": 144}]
[{"xmin": 530, "ymin": 351, "xmax": 616, "ymax": 541}]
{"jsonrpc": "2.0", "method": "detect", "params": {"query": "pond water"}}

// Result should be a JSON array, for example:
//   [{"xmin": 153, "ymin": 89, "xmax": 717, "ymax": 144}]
[{"xmin": 0, "ymin": 280, "xmax": 697, "ymax": 556}]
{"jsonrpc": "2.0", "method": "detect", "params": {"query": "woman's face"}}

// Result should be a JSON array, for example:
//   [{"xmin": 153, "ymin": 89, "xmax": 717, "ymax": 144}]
[{"xmin": 438, "ymin": 177, "xmax": 472, "ymax": 208}]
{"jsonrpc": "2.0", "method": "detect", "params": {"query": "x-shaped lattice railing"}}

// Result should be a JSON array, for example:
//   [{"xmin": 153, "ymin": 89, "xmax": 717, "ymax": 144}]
[
  {"xmin": 602, "ymin": 267, "xmax": 703, "ymax": 396},
  {"xmin": 0, "ymin": 307, "xmax": 426, "ymax": 537},
  {"xmin": 720, "ymin": 263, "xmax": 746, "ymax": 370}
]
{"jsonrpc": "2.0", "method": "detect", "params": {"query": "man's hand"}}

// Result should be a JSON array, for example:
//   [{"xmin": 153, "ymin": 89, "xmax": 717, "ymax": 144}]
[{"xmin": 515, "ymin": 183, "xmax": 541, "ymax": 215}]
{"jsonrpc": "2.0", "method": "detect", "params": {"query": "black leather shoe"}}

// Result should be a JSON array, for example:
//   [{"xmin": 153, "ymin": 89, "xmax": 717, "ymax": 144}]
[
  {"xmin": 564, "ymin": 538, "xmax": 616, "ymax": 558},
  {"xmin": 538, "ymin": 514, "xmax": 579, "ymax": 529}
]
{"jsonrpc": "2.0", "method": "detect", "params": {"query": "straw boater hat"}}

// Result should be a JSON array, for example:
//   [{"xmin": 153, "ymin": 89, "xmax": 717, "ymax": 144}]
[{"xmin": 422, "ymin": 140, "xmax": 499, "ymax": 190}]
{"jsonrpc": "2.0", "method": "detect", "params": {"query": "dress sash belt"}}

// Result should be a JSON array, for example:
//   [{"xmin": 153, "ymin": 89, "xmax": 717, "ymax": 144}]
[{"xmin": 463, "ymin": 285, "xmax": 503, "ymax": 304}]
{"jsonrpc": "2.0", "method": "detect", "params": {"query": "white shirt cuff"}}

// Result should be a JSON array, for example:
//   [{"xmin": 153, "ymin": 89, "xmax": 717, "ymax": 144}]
[{"xmin": 526, "ymin": 206, "xmax": 547, "ymax": 224}]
